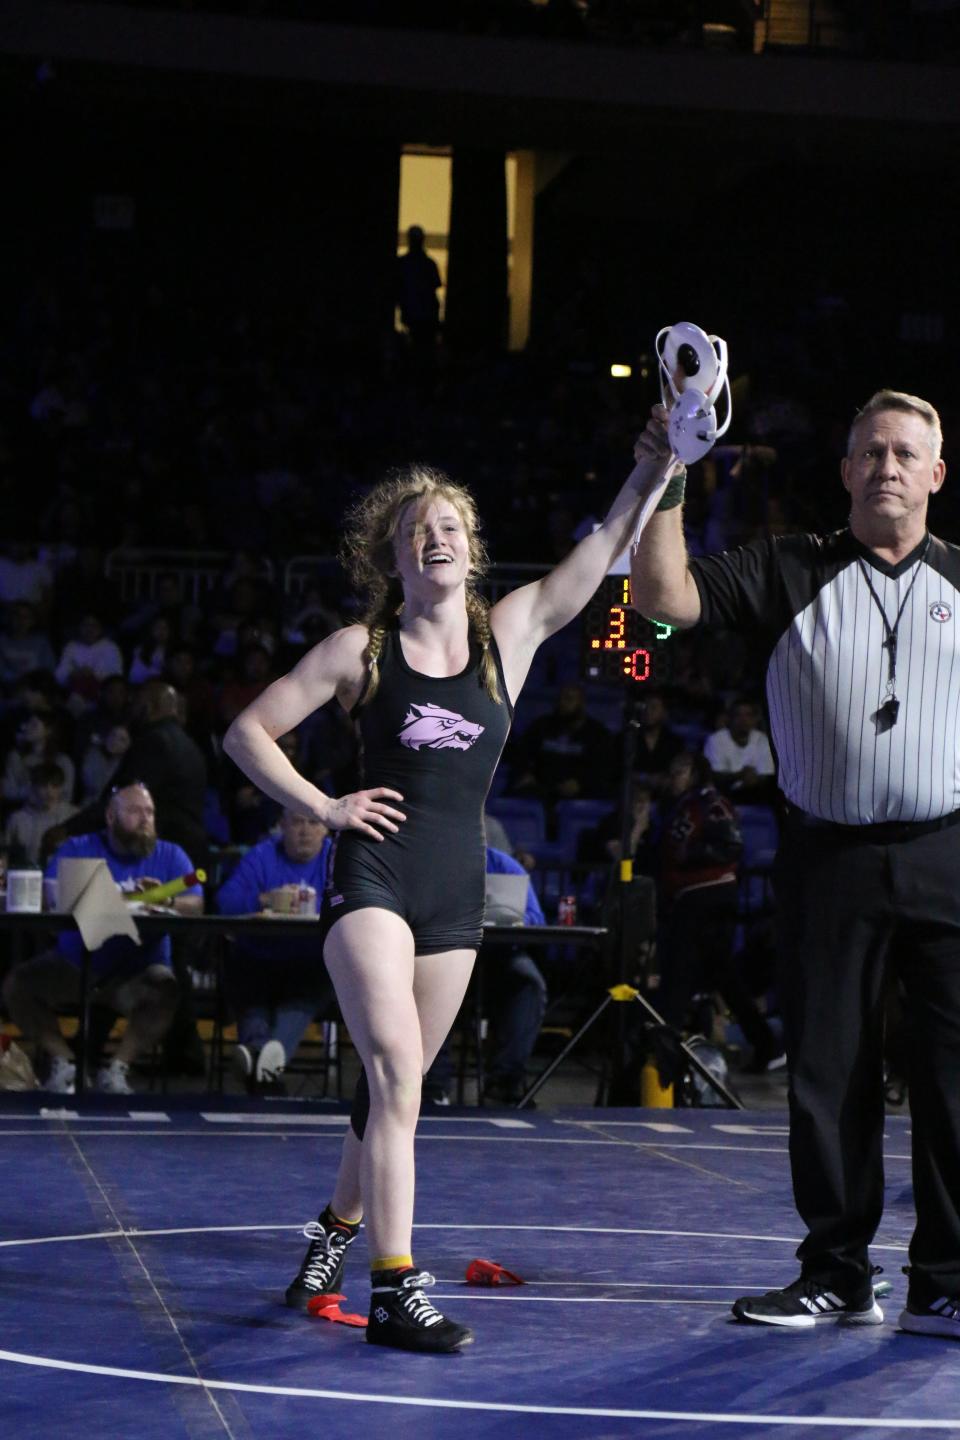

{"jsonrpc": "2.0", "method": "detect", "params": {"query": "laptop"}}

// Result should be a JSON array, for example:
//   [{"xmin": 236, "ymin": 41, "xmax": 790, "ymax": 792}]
[{"xmin": 483, "ymin": 872, "xmax": 530, "ymax": 926}]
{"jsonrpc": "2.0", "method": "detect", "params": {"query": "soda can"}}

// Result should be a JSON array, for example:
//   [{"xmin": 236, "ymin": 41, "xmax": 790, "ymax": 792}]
[
  {"xmin": 297, "ymin": 885, "xmax": 318, "ymax": 916},
  {"xmin": 558, "ymin": 894, "xmax": 577, "ymax": 926}
]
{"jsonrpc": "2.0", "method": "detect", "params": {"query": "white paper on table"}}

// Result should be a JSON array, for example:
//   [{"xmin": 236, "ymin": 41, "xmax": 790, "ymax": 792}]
[{"xmin": 57, "ymin": 858, "xmax": 142, "ymax": 951}]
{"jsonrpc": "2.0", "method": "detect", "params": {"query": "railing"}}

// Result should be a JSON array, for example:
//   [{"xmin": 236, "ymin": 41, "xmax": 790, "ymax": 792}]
[
  {"xmin": 104, "ymin": 549, "xmax": 275, "ymax": 604},
  {"xmin": 103, "ymin": 548, "xmax": 550, "ymax": 606},
  {"xmin": 281, "ymin": 556, "xmax": 550, "ymax": 602}
]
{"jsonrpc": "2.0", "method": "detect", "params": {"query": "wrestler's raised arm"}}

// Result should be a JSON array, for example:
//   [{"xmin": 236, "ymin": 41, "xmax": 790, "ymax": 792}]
[{"xmin": 490, "ymin": 406, "xmax": 680, "ymax": 698}]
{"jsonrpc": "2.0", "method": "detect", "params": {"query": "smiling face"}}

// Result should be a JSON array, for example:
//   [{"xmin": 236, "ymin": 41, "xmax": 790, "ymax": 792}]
[
  {"xmin": 842, "ymin": 409, "xmax": 945, "ymax": 547},
  {"xmin": 392, "ymin": 495, "xmax": 471, "ymax": 594}
]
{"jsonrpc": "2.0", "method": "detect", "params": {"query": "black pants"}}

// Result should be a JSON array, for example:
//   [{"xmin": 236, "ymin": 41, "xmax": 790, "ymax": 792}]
[{"xmin": 775, "ymin": 819, "xmax": 960, "ymax": 1296}]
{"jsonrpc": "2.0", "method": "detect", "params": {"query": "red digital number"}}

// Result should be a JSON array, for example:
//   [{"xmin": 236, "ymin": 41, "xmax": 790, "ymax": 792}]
[{"xmin": 622, "ymin": 648, "xmax": 651, "ymax": 682}]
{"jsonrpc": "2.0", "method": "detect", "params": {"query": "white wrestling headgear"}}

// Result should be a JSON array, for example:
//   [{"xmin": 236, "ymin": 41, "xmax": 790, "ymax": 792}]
[{"xmin": 655, "ymin": 321, "xmax": 732, "ymax": 464}]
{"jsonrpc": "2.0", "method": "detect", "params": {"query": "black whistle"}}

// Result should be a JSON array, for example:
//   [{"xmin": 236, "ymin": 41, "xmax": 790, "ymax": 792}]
[{"xmin": 875, "ymin": 698, "xmax": 900, "ymax": 732}]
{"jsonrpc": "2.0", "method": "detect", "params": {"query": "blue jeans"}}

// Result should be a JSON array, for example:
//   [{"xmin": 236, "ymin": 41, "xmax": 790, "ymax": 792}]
[
  {"xmin": 424, "ymin": 948, "xmax": 548, "ymax": 1091},
  {"xmin": 484, "ymin": 948, "xmax": 548, "ymax": 1083},
  {"xmin": 223, "ymin": 949, "xmax": 334, "ymax": 1059}
]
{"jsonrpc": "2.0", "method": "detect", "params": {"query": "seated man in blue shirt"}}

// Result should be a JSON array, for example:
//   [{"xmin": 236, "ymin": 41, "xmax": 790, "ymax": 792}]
[
  {"xmin": 2, "ymin": 782, "xmax": 203, "ymax": 1095},
  {"xmin": 216, "ymin": 808, "xmax": 333, "ymax": 1094}
]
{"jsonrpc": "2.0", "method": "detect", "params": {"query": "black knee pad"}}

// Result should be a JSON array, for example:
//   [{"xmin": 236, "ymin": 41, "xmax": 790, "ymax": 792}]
[{"xmin": 350, "ymin": 1067, "xmax": 370, "ymax": 1140}]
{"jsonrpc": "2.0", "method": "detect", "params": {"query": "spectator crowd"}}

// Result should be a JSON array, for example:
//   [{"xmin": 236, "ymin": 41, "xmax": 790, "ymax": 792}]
[{"xmin": 0, "ymin": 254, "xmax": 896, "ymax": 1101}]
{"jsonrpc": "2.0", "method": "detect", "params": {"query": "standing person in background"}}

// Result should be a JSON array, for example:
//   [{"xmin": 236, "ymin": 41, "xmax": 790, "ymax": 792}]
[
  {"xmin": 106, "ymin": 680, "xmax": 208, "ymax": 868},
  {"xmin": 395, "ymin": 224, "xmax": 442, "ymax": 384},
  {"xmin": 224, "ymin": 415, "xmax": 678, "ymax": 1353},
  {"xmin": 631, "ymin": 390, "xmax": 960, "ymax": 1339}
]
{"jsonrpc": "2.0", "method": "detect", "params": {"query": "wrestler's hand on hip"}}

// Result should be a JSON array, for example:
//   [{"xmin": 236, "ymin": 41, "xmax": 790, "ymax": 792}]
[{"xmin": 325, "ymin": 788, "xmax": 406, "ymax": 840}]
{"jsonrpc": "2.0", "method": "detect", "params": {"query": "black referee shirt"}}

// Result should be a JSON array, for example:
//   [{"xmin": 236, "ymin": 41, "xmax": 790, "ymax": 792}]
[{"xmin": 691, "ymin": 528, "xmax": 960, "ymax": 824}]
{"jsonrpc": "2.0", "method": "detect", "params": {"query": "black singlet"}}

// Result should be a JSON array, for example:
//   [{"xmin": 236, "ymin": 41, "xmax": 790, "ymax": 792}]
[{"xmin": 320, "ymin": 627, "xmax": 514, "ymax": 955}]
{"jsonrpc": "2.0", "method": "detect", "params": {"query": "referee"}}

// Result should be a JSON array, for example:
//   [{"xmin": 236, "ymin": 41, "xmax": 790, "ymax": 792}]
[{"xmin": 631, "ymin": 390, "xmax": 960, "ymax": 1339}]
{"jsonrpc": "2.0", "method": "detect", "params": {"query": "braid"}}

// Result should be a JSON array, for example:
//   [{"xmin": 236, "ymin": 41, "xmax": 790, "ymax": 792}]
[
  {"xmin": 466, "ymin": 590, "xmax": 502, "ymax": 705},
  {"xmin": 360, "ymin": 582, "xmax": 403, "ymax": 707}
]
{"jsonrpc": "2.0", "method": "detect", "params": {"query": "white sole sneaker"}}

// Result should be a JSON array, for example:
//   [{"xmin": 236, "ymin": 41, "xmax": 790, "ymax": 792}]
[
  {"xmin": 734, "ymin": 1297, "xmax": 883, "ymax": 1327},
  {"xmin": 899, "ymin": 1302, "xmax": 960, "ymax": 1338},
  {"xmin": 256, "ymin": 1039, "xmax": 286, "ymax": 1084}
]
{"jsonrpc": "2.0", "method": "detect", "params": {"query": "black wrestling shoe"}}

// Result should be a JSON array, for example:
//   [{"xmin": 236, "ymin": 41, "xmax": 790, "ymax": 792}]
[
  {"xmin": 732, "ymin": 1275, "xmax": 883, "ymax": 1328},
  {"xmin": 367, "ymin": 1271, "xmax": 473, "ymax": 1353},
  {"xmin": 285, "ymin": 1220, "xmax": 357, "ymax": 1310}
]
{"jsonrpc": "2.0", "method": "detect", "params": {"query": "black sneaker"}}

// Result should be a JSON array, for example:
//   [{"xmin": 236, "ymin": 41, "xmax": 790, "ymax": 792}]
[
  {"xmin": 367, "ymin": 1270, "xmax": 473, "ymax": 1352},
  {"xmin": 482, "ymin": 1075, "xmax": 532, "ymax": 1107},
  {"xmin": 233, "ymin": 1043, "xmax": 255, "ymax": 1094},
  {"xmin": 899, "ymin": 1294, "xmax": 960, "ymax": 1339},
  {"xmin": 732, "ymin": 1275, "xmax": 883, "ymax": 1328},
  {"xmin": 285, "ymin": 1220, "xmax": 357, "ymax": 1310}
]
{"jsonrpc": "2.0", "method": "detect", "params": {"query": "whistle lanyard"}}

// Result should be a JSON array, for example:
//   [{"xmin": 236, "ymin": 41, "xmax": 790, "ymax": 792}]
[{"xmin": 857, "ymin": 536, "xmax": 930, "ymax": 730}]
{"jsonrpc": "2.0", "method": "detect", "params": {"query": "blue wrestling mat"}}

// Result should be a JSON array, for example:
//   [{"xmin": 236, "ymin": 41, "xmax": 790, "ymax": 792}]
[{"xmin": 2, "ymin": 1098, "xmax": 956, "ymax": 1439}]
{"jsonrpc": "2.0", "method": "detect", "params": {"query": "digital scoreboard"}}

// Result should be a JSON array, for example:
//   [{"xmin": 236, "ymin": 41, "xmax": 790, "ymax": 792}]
[{"xmin": 582, "ymin": 575, "xmax": 676, "ymax": 685}]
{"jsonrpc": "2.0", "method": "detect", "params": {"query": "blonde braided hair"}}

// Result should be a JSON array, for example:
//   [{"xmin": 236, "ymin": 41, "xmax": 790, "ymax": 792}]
[{"xmin": 340, "ymin": 465, "xmax": 501, "ymax": 705}]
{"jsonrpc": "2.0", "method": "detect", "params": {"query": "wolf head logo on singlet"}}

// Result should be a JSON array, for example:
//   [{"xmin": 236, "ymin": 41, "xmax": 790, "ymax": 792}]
[{"xmin": 398, "ymin": 702, "xmax": 485, "ymax": 751}]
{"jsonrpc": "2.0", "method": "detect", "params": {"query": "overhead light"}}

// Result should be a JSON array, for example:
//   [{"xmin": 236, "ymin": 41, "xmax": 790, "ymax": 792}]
[{"xmin": 610, "ymin": 363, "xmax": 632, "ymax": 379}]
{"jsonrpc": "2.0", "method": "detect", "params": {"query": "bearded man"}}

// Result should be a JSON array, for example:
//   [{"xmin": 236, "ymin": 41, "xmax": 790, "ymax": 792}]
[{"xmin": 2, "ymin": 782, "xmax": 203, "ymax": 1094}]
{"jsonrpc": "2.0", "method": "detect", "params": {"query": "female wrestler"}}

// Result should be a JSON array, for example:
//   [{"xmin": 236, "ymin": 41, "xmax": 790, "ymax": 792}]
[{"xmin": 223, "ymin": 412, "xmax": 679, "ymax": 1352}]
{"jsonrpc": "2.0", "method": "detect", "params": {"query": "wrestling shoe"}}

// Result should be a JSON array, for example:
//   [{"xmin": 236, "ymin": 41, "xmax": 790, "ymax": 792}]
[
  {"xmin": 899, "ymin": 1293, "xmax": 960, "ymax": 1339},
  {"xmin": 732, "ymin": 1275, "xmax": 883, "ymax": 1328},
  {"xmin": 367, "ymin": 1270, "xmax": 473, "ymax": 1353},
  {"xmin": 285, "ymin": 1219, "xmax": 357, "ymax": 1310}
]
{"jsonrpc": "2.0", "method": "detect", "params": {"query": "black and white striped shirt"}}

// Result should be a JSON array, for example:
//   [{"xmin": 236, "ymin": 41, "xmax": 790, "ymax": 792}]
[{"xmin": 691, "ymin": 529, "xmax": 960, "ymax": 824}]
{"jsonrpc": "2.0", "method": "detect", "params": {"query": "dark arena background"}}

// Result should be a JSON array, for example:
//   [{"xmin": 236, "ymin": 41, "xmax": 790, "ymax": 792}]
[{"xmin": 3, "ymin": 3, "xmax": 960, "ymax": 1436}]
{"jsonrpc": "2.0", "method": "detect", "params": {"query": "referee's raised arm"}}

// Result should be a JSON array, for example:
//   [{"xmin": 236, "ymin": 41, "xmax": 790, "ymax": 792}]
[{"xmin": 628, "ymin": 406, "xmax": 702, "ymax": 629}]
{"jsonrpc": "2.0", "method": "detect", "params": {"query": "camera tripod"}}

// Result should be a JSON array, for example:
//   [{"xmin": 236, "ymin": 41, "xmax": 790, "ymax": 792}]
[
  {"xmin": 516, "ymin": 980, "xmax": 743, "ymax": 1110},
  {"xmin": 516, "ymin": 691, "xmax": 743, "ymax": 1111}
]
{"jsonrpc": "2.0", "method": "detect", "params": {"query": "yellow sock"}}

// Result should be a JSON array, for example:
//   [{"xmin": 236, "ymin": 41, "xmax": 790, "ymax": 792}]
[
  {"xmin": 330, "ymin": 1207, "xmax": 362, "ymax": 1228},
  {"xmin": 371, "ymin": 1254, "xmax": 413, "ymax": 1273}
]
